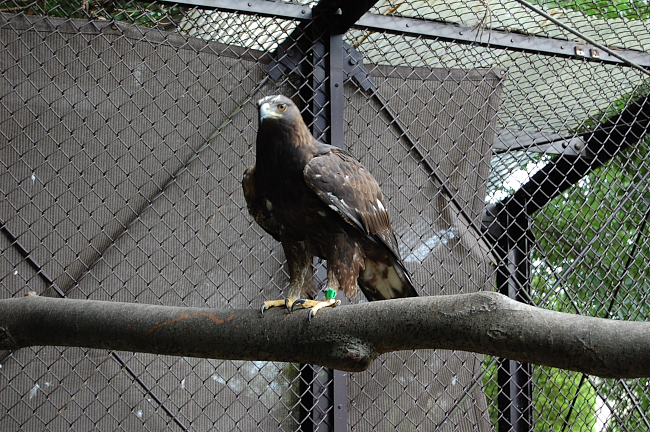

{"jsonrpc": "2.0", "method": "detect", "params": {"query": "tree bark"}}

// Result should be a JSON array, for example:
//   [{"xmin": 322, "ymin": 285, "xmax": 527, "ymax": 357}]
[{"xmin": 0, "ymin": 292, "xmax": 648, "ymax": 378}]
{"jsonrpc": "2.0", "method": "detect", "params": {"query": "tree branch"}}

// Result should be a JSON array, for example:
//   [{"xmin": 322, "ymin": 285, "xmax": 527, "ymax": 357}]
[{"xmin": 1, "ymin": 292, "xmax": 648, "ymax": 378}]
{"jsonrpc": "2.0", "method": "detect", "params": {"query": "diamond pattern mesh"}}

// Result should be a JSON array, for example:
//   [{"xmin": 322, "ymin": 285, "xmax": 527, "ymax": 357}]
[{"xmin": 1, "ymin": 1, "xmax": 649, "ymax": 431}]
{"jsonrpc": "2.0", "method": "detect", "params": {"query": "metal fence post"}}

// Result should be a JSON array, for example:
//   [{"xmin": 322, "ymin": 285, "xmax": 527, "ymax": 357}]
[
  {"xmin": 297, "ymin": 22, "xmax": 348, "ymax": 432},
  {"xmin": 496, "ymin": 210, "xmax": 534, "ymax": 432}
]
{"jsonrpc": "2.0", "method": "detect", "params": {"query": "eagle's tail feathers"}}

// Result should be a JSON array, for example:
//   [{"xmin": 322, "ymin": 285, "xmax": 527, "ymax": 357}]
[{"xmin": 358, "ymin": 258, "xmax": 418, "ymax": 301}]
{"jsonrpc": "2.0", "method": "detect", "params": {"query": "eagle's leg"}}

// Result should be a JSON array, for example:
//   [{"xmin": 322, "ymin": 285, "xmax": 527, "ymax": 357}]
[
  {"xmin": 291, "ymin": 265, "xmax": 342, "ymax": 322},
  {"xmin": 290, "ymin": 287, "xmax": 341, "ymax": 322},
  {"xmin": 293, "ymin": 234, "xmax": 362, "ymax": 321},
  {"xmin": 261, "ymin": 241, "xmax": 315, "ymax": 316}
]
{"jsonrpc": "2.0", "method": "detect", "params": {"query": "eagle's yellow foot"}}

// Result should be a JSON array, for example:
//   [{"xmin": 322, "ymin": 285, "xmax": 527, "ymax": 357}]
[
  {"xmin": 291, "ymin": 296, "xmax": 341, "ymax": 322},
  {"xmin": 260, "ymin": 298, "xmax": 298, "ymax": 316}
]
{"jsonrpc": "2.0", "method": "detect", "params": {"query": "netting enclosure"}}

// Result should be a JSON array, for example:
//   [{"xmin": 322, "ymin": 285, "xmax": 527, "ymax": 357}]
[{"xmin": 1, "ymin": 1, "xmax": 649, "ymax": 431}]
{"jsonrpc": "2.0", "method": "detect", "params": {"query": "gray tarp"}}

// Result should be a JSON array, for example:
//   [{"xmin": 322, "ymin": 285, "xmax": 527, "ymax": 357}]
[{"xmin": 0, "ymin": 13, "xmax": 501, "ymax": 431}]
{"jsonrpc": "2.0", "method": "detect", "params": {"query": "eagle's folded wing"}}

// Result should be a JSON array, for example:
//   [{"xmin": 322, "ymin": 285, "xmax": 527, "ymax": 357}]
[{"xmin": 304, "ymin": 146, "xmax": 401, "ymax": 261}]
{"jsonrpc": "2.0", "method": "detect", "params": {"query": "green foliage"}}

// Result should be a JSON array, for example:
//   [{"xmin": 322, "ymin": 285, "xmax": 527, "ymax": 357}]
[
  {"xmin": 534, "ymin": 369, "xmax": 597, "ymax": 432},
  {"xmin": 538, "ymin": 0, "xmax": 650, "ymax": 20},
  {"xmin": 0, "ymin": 0, "xmax": 186, "ymax": 29},
  {"xmin": 528, "ymin": 82, "xmax": 650, "ymax": 429},
  {"xmin": 532, "ymin": 137, "xmax": 650, "ymax": 320},
  {"xmin": 485, "ymin": 83, "xmax": 650, "ymax": 430},
  {"xmin": 482, "ymin": 359, "xmax": 598, "ymax": 430},
  {"xmin": 597, "ymin": 378, "xmax": 650, "ymax": 432},
  {"xmin": 482, "ymin": 359, "xmax": 500, "ymax": 426}
]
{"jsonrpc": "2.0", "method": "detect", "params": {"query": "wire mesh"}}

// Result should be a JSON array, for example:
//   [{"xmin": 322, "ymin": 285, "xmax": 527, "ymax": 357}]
[{"xmin": 1, "ymin": 0, "xmax": 649, "ymax": 431}]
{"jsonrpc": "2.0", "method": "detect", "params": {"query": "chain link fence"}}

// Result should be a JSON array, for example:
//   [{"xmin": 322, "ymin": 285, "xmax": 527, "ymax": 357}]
[{"xmin": 0, "ymin": 1, "xmax": 649, "ymax": 431}]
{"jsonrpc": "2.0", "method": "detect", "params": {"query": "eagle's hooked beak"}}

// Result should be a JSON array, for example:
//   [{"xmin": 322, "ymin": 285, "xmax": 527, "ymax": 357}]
[{"xmin": 259, "ymin": 102, "xmax": 282, "ymax": 122}]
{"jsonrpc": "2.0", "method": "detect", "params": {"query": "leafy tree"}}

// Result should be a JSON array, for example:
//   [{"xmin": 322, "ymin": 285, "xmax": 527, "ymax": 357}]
[
  {"xmin": 482, "ymin": 359, "xmax": 598, "ymax": 430},
  {"xmin": 531, "ymin": 130, "xmax": 650, "ymax": 431},
  {"xmin": 1, "ymin": 0, "xmax": 186, "ymax": 29},
  {"xmin": 538, "ymin": 0, "xmax": 650, "ymax": 20},
  {"xmin": 482, "ymin": 71, "xmax": 650, "ymax": 429}
]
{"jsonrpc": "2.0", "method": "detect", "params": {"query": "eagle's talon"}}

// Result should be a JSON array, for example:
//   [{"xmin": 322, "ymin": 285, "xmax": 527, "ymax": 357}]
[
  {"xmin": 300, "ymin": 298, "xmax": 339, "ymax": 322},
  {"xmin": 260, "ymin": 299, "xmax": 292, "ymax": 316},
  {"xmin": 291, "ymin": 298, "xmax": 307, "ymax": 312}
]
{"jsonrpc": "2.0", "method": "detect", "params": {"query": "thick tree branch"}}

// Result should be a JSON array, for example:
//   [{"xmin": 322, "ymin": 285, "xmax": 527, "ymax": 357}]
[{"xmin": 1, "ymin": 292, "xmax": 648, "ymax": 378}]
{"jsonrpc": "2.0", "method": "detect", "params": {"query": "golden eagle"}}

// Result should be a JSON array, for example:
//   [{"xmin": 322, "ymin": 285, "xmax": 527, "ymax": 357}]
[{"xmin": 243, "ymin": 95, "xmax": 417, "ymax": 319}]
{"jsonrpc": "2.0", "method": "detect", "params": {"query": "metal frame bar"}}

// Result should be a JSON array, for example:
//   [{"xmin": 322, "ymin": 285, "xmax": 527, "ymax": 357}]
[
  {"xmin": 493, "ymin": 129, "xmax": 587, "ymax": 156},
  {"xmin": 168, "ymin": 0, "xmax": 650, "ymax": 67},
  {"xmin": 0, "ymin": 217, "xmax": 65, "ymax": 298},
  {"xmin": 326, "ymin": 30, "xmax": 348, "ymax": 432},
  {"xmin": 160, "ymin": 0, "xmax": 313, "ymax": 20},
  {"xmin": 286, "ymin": 4, "xmax": 366, "ymax": 430},
  {"xmin": 354, "ymin": 13, "xmax": 650, "ymax": 67},
  {"xmin": 298, "ymin": 23, "xmax": 336, "ymax": 430},
  {"xmin": 495, "ymin": 212, "xmax": 534, "ymax": 432},
  {"xmin": 508, "ymin": 92, "xmax": 650, "ymax": 217},
  {"xmin": 511, "ymin": 0, "xmax": 650, "ymax": 75}
]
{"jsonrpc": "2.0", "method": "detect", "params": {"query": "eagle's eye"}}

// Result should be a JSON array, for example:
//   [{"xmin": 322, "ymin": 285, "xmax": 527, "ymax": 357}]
[{"xmin": 277, "ymin": 103, "xmax": 287, "ymax": 112}]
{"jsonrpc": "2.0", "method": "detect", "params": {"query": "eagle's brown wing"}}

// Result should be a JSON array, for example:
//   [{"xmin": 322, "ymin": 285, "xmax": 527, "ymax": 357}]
[
  {"xmin": 304, "ymin": 145, "xmax": 417, "ymax": 300},
  {"xmin": 242, "ymin": 165, "xmax": 281, "ymax": 241},
  {"xmin": 304, "ymin": 146, "xmax": 400, "ymax": 259}
]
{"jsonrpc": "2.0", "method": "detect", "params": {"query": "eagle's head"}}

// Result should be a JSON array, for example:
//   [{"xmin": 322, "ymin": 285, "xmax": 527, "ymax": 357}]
[
  {"xmin": 258, "ymin": 95, "xmax": 300, "ymax": 125},
  {"xmin": 257, "ymin": 95, "xmax": 312, "ymax": 148}
]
